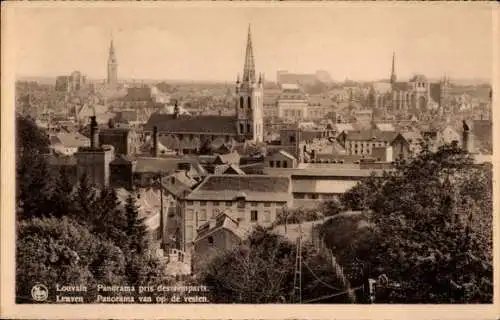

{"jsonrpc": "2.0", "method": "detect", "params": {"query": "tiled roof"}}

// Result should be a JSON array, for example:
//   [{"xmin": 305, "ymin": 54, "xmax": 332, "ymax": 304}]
[
  {"xmin": 50, "ymin": 132, "xmax": 90, "ymax": 148},
  {"xmin": 185, "ymin": 174, "xmax": 291, "ymax": 202},
  {"xmin": 344, "ymin": 129, "xmax": 399, "ymax": 143},
  {"xmin": 214, "ymin": 151, "xmax": 240, "ymax": 165},
  {"xmin": 144, "ymin": 113, "xmax": 237, "ymax": 135}
]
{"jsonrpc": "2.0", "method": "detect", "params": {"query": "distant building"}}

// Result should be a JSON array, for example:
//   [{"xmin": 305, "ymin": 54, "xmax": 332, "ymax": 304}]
[
  {"xmin": 49, "ymin": 132, "xmax": 90, "ymax": 156},
  {"xmin": 277, "ymin": 84, "xmax": 308, "ymax": 122},
  {"xmin": 368, "ymin": 52, "xmax": 451, "ymax": 115},
  {"xmin": 55, "ymin": 71, "xmax": 87, "ymax": 93},
  {"xmin": 337, "ymin": 129, "xmax": 399, "ymax": 156}
]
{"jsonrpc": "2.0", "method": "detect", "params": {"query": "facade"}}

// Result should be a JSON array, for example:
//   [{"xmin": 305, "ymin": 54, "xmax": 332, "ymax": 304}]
[
  {"xmin": 99, "ymin": 127, "xmax": 139, "ymax": 156},
  {"xmin": 182, "ymin": 175, "xmax": 292, "ymax": 250},
  {"xmin": 265, "ymin": 150, "xmax": 298, "ymax": 169},
  {"xmin": 337, "ymin": 130, "xmax": 399, "ymax": 156},
  {"xmin": 391, "ymin": 131, "xmax": 422, "ymax": 160},
  {"xmin": 277, "ymin": 84, "xmax": 308, "ymax": 122},
  {"xmin": 264, "ymin": 166, "xmax": 386, "ymax": 209}
]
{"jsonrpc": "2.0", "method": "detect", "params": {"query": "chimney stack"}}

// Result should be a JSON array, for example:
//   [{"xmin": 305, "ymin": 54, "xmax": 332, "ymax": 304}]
[
  {"xmin": 152, "ymin": 126, "xmax": 158, "ymax": 157},
  {"xmin": 90, "ymin": 115, "xmax": 99, "ymax": 149}
]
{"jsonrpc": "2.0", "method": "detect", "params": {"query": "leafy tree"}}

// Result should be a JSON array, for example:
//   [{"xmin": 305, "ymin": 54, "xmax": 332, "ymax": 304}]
[
  {"xmin": 332, "ymin": 142, "xmax": 493, "ymax": 303},
  {"xmin": 202, "ymin": 226, "xmax": 352, "ymax": 303},
  {"xmin": 16, "ymin": 216, "xmax": 126, "ymax": 303},
  {"xmin": 93, "ymin": 187, "xmax": 128, "ymax": 248},
  {"xmin": 16, "ymin": 115, "xmax": 54, "ymax": 220},
  {"xmin": 49, "ymin": 167, "xmax": 76, "ymax": 219}
]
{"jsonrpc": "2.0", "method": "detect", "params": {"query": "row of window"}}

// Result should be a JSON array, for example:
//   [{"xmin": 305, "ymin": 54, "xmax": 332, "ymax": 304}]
[
  {"xmin": 185, "ymin": 208, "xmax": 278, "ymax": 223},
  {"xmin": 185, "ymin": 200, "xmax": 278, "ymax": 208},
  {"xmin": 347, "ymin": 141, "xmax": 388, "ymax": 148},
  {"xmin": 268, "ymin": 160, "xmax": 289, "ymax": 168},
  {"xmin": 293, "ymin": 193, "xmax": 340, "ymax": 200}
]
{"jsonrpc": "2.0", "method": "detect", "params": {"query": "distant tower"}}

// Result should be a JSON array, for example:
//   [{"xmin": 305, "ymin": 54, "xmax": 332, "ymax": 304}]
[
  {"xmin": 462, "ymin": 120, "xmax": 474, "ymax": 153},
  {"xmin": 107, "ymin": 39, "xmax": 118, "ymax": 87},
  {"xmin": 390, "ymin": 52, "xmax": 397, "ymax": 85},
  {"xmin": 235, "ymin": 25, "xmax": 264, "ymax": 143}
]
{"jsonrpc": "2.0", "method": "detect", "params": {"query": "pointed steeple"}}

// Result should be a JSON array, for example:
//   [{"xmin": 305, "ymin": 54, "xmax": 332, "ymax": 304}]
[
  {"xmin": 109, "ymin": 39, "xmax": 117, "ymax": 63},
  {"xmin": 390, "ymin": 51, "xmax": 396, "ymax": 84},
  {"xmin": 242, "ymin": 24, "xmax": 256, "ymax": 83}
]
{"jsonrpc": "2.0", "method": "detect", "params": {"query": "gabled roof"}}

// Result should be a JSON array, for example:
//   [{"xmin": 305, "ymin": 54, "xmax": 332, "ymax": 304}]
[
  {"xmin": 214, "ymin": 151, "xmax": 240, "ymax": 165},
  {"xmin": 185, "ymin": 174, "xmax": 291, "ymax": 202},
  {"xmin": 144, "ymin": 113, "xmax": 237, "ymax": 135},
  {"xmin": 374, "ymin": 123, "xmax": 396, "ymax": 132}
]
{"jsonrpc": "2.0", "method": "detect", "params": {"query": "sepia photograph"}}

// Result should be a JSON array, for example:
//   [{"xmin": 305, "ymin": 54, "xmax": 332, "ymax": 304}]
[{"xmin": 1, "ymin": 1, "xmax": 498, "ymax": 318}]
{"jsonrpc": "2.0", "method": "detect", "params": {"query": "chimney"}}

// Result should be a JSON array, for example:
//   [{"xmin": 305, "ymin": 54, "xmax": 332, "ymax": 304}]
[
  {"xmin": 152, "ymin": 126, "xmax": 158, "ymax": 157},
  {"xmin": 90, "ymin": 115, "xmax": 99, "ymax": 149},
  {"xmin": 174, "ymin": 101, "xmax": 180, "ymax": 119}
]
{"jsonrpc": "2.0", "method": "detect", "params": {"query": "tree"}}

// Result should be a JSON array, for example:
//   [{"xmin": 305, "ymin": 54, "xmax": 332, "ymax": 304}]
[
  {"xmin": 16, "ymin": 216, "xmax": 126, "ymax": 303},
  {"xmin": 202, "ymin": 226, "xmax": 352, "ymax": 303},
  {"xmin": 16, "ymin": 115, "xmax": 54, "ymax": 220},
  {"xmin": 93, "ymin": 187, "xmax": 128, "ymax": 248},
  {"xmin": 73, "ymin": 173, "xmax": 98, "ymax": 225},
  {"xmin": 333, "ymin": 142, "xmax": 493, "ymax": 303},
  {"xmin": 49, "ymin": 166, "xmax": 76, "ymax": 219},
  {"xmin": 124, "ymin": 195, "xmax": 149, "ymax": 255}
]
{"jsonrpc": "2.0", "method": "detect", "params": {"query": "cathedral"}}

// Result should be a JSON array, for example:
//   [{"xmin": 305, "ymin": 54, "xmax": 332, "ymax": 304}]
[
  {"xmin": 368, "ymin": 52, "xmax": 451, "ymax": 117},
  {"xmin": 143, "ymin": 26, "xmax": 264, "ymax": 154}
]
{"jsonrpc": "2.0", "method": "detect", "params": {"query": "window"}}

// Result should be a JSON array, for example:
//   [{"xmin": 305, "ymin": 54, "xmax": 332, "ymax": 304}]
[
  {"xmin": 212, "ymin": 201, "xmax": 219, "ymax": 206},
  {"xmin": 247, "ymin": 123, "xmax": 251, "ymax": 133},
  {"xmin": 225, "ymin": 201, "xmax": 232, "ymax": 207},
  {"xmin": 186, "ymin": 209, "xmax": 194, "ymax": 221},
  {"xmin": 199, "ymin": 209, "xmax": 207, "ymax": 221},
  {"xmin": 269, "ymin": 160, "xmax": 274, "ymax": 167},
  {"xmin": 237, "ymin": 201, "xmax": 245, "ymax": 209},
  {"xmin": 238, "ymin": 210, "xmax": 245, "ymax": 221},
  {"xmin": 248, "ymin": 97, "xmax": 252, "ymax": 109},
  {"xmin": 240, "ymin": 96, "xmax": 244, "ymax": 108},
  {"xmin": 276, "ymin": 161, "xmax": 281, "ymax": 168},
  {"xmin": 207, "ymin": 236, "xmax": 214, "ymax": 245},
  {"xmin": 311, "ymin": 194, "xmax": 319, "ymax": 200},
  {"xmin": 251, "ymin": 202, "xmax": 258, "ymax": 207},
  {"xmin": 263, "ymin": 210, "xmax": 271, "ymax": 223},
  {"xmin": 186, "ymin": 201, "xmax": 193, "ymax": 206},
  {"xmin": 264, "ymin": 202, "xmax": 272, "ymax": 207},
  {"xmin": 200, "ymin": 201, "xmax": 207, "ymax": 207},
  {"xmin": 186, "ymin": 226, "xmax": 193, "ymax": 242},
  {"xmin": 293, "ymin": 193, "xmax": 305, "ymax": 199},
  {"xmin": 251, "ymin": 210, "xmax": 258, "ymax": 222},
  {"xmin": 240, "ymin": 123, "xmax": 244, "ymax": 133},
  {"xmin": 283, "ymin": 161, "xmax": 288, "ymax": 168}
]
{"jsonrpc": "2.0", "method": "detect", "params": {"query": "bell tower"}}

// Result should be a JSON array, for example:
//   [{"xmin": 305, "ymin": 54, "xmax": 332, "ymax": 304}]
[
  {"xmin": 235, "ymin": 25, "xmax": 264, "ymax": 143},
  {"xmin": 107, "ymin": 39, "xmax": 118, "ymax": 87}
]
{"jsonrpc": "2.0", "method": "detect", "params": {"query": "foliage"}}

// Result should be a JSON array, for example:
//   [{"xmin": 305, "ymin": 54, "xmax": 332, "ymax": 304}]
[
  {"xmin": 16, "ymin": 217, "xmax": 126, "ymax": 303},
  {"xmin": 202, "ymin": 226, "xmax": 352, "ymax": 303},
  {"xmin": 274, "ymin": 207, "xmax": 323, "ymax": 226},
  {"xmin": 332, "ymin": 142, "xmax": 493, "ymax": 303}
]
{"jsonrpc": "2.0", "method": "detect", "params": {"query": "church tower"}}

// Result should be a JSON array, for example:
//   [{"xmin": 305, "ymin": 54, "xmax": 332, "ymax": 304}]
[
  {"xmin": 390, "ymin": 51, "xmax": 397, "ymax": 85},
  {"xmin": 235, "ymin": 25, "xmax": 264, "ymax": 143},
  {"xmin": 107, "ymin": 39, "xmax": 118, "ymax": 87}
]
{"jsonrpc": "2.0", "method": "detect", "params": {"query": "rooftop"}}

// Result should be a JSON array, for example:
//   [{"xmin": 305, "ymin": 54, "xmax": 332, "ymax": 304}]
[
  {"xmin": 185, "ymin": 174, "xmax": 291, "ymax": 202},
  {"xmin": 145, "ymin": 113, "xmax": 237, "ymax": 135}
]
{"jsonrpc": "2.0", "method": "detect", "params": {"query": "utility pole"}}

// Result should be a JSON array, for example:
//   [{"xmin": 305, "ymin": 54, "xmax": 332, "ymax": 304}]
[
  {"xmin": 158, "ymin": 172, "xmax": 165, "ymax": 251},
  {"xmin": 292, "ymin": 234, "xmax": 302, "ymax": 304}
]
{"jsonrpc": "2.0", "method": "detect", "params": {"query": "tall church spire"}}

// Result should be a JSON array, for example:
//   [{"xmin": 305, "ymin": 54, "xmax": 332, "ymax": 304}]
[
  {"xmin": 107, "ymin": 39, "xmax": 118, "ymax": 86},
  {"xmin": 242, "ymin": 24, "xmax": 256, "ymax": 83},
  {"xmin": 390, "ymin": 51, "xmax": 397, "ymax": 84}
]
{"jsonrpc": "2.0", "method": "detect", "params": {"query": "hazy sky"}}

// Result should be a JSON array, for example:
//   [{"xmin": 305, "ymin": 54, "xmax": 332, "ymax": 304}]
[{"xmin": 10, "ymin": 3, "xmax": 494, "ymax": 82}]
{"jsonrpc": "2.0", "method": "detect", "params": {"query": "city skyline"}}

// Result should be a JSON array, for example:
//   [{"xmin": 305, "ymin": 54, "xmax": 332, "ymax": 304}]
[{"xmin": 11, "ymin": 3, "xmax": 494, "ymax": 82}]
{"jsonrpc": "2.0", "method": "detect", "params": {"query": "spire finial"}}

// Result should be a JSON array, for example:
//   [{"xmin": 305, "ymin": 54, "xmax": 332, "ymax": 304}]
[{"xmin": 242, "ymin": 24, "xmax": 256, "ymax": 83}]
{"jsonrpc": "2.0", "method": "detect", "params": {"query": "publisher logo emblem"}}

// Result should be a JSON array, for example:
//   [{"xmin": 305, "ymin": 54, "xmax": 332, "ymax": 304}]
[{"xmin": 31, "ymin": 284, "xmax": 48, "ymax": 302}]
